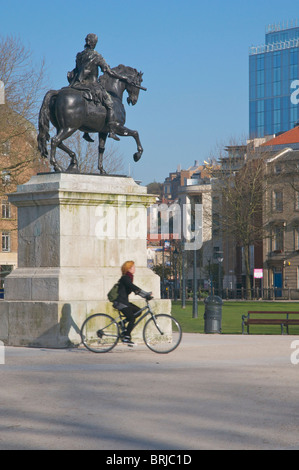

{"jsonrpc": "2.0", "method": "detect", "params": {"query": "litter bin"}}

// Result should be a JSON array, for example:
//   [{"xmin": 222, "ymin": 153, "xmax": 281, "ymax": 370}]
[{"xmin": 204, "ymin": 295, "xmax": 223, "ymax": 333}]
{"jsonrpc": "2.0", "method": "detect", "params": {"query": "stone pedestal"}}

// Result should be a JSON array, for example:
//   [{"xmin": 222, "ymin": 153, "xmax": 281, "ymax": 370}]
[{"xmin": 0, "ymin": 173, "xmax": 170, "ymax": 347}]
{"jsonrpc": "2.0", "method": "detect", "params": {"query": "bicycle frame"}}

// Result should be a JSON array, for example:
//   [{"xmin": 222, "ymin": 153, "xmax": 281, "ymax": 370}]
[{"xmin": 116, "ymin": 300, "xmax": 163, "ymax": 335}]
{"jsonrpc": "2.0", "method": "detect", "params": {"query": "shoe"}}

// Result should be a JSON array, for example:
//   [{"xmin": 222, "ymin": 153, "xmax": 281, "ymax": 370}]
[
  {"xmin": 83, "ymin": 132, "xmax": 94, "ymax": 142},
  {"xmin": 122, "ymin": 336, "xmax": 134, "ymax": 345},
  {"xmin": 108, "ymin": 131, "xmax": 120, "ymax": 141}
]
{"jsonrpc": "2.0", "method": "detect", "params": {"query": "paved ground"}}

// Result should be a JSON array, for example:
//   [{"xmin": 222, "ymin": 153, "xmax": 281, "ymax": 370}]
[{"xmin": 0, "ymin": 333, "xmax": 299, "ymax": 450}]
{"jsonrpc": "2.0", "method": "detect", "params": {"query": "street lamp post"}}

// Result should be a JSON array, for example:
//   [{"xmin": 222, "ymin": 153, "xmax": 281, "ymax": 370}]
[
  {"xmin": 181, "ymin": 240, "xmax": 186, "ymax": 309},
  {"xmin": 173, "ymin": 247, "xmax": 178, "ymax": 301},
  {"xmin": 208, "ymin": 258, "xmax": 212, "ymax": 294},
  {"xmin": 217, "ymin": 251, "xmax": 224, "ymax": 298},
  {"xmin": 192, "ymin": 248, "xmax": 198, "ymax": 318},
  {"xmin": 162, "ymin": 242, "xmax": 165, "ymax": 299}
]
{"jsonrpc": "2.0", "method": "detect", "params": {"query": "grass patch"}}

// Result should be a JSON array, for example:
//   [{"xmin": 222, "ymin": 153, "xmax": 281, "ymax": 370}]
[{"xmin": 171, "ymin": 300, "xmax": 299, "ymax": 335}]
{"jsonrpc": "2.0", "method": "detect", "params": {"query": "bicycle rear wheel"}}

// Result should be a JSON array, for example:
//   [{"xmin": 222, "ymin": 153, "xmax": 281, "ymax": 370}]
[
  {"xmin": 80, "ymin": 313, "xmax": 119, "ymax": 353},
  {"xmin": 143, "ymin": 314, "xmax": 182, "ymax": 354}
]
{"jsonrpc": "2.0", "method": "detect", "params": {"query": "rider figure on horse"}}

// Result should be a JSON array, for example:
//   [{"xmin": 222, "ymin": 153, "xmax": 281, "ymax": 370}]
[{"xmin": 67, "ymin": 33, "xmax": 131, "ymax": 142}]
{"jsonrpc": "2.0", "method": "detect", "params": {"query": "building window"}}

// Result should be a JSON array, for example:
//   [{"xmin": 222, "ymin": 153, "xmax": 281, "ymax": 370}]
[
  {"xmin": 1, "ymin": 200, "xmax": 11, "ymax": 219},
  {"xmin": 290, "ymin": 49, "xmax": 298, "ymax": 65},
  {"xmin": 274, "ymin": 109, "xmax": 281, "ymax": 126},
  {"xmin": 212, "ymin": 213, "xmax": 220, "ymax": 235},
  {"xmin": 273, "ymin": 81, "xmax": 281, "ymax": 97},
  {"xmin": 290, "ymin": 64, "xmax": 298, "ymax": 80},
  {"xmin": 257, "ymin": 54, "xmax": 265, "ymax": 71},
  {"xmin": 290, "ymin": 105, "xmax": 299, "ymax": 128},
  {"xmin": 273, "ymin": 51, "xmax": 281, "ymax": 68},
  {"xmin": 273, "ymin": 226, "xmax": 284, "ymax": 251},
  {"xmin": 213, "ymin": 246, "xmax": 220, "ymax": 260},
  {"xmin": 2, "ymin": 232, "xmax": 10, "ymax": 252},
  {"xmin": 294, "ymin": 227, "xmax": 299, "ymax": 250},
  {"xmin": 273, "ymin": 190, "xmax": 283, "ymax": 212}
]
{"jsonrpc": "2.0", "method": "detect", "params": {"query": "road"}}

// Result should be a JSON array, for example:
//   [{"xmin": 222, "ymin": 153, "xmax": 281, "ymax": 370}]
[{"xmin": 0, "ymin": 333, "xmax": 299, "ymax": 450}]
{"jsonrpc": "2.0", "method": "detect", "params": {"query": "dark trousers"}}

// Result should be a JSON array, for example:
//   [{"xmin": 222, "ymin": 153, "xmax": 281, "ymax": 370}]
[{"xmin": 121, "ymin": 303, "xmax": 141, "ymax": 336}]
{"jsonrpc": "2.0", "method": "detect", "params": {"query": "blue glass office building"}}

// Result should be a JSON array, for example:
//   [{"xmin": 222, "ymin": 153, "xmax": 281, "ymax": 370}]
[{"xmin": 249, "ymin": 22, "xmax": 299, "ymax": 138}]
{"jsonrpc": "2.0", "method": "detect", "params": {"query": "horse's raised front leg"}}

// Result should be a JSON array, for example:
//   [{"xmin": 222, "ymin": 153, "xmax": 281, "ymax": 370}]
[
  {"xmin": 98, "ymin": 132, "xmax": 108, "ymax": 174},
  {"xmin": 113, "ymin": 124, "xmax": 143, "ymax": 162}
]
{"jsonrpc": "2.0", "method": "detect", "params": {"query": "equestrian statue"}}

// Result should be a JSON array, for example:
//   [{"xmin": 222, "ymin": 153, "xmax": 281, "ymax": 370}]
[{"xmin": 37, "ymin": 33, "xmax": 146, "ymax": 174}]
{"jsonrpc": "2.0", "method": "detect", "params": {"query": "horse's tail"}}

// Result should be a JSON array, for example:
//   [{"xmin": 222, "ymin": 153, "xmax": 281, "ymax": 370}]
[{"xmin": 37, "ymin": 90, "xmax": 57, "ymax": 158}]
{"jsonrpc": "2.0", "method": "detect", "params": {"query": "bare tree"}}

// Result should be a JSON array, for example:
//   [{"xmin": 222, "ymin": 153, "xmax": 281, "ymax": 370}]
[
  {"xmin": 0, "ymin": 35, "xmax": 48, "ymax": 181},
  {"xmin": 208, "ymin": 141, "xmax": 270, "ymax": 297}
]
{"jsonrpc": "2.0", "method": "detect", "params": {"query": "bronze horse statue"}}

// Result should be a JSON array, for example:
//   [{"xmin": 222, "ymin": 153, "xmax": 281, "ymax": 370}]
[{"xmin": 37, "ymin": 65, "xmax": 146, "ymax": 173}]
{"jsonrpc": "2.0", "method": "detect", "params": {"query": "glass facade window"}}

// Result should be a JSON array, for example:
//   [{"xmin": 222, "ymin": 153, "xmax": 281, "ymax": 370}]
[
  {"xmin": 290, "ymin": 105, "xmax": 299, "ymax": 127},
  {"xmin": 249, "ymin": 25, "xmax": 299, "ymax": 138}
]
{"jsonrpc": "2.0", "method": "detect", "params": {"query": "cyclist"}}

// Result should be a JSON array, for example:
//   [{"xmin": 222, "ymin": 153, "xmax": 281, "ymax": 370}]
[{"xmin": 113, "ymin": 261, "xmax": 152, "ymax": 344}]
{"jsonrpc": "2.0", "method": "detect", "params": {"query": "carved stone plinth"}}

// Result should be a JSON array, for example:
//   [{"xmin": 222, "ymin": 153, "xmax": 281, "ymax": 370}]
[{"xmin": 0, "ymin": 173, "xmax": 170, "ymax": 347}]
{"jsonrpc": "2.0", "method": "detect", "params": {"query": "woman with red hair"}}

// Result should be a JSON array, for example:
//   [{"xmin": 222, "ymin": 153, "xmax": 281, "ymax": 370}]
[{"xmin": 113, "ymin": 261, "xmax": 152, "ymax": 344}]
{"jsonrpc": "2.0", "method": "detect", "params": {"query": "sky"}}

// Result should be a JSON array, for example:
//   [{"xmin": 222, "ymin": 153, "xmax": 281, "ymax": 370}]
[{"xmin": 1, "ymin": 0, "xmax": 299, "ymax": 185}]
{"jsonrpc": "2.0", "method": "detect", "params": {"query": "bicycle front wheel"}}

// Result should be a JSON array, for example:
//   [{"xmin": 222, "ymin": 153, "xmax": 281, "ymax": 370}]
[
  {"xmin": 80, "ymin": 313, "xmax": 119, "ymax": 353},
  {"xmin": 143, "ymin": 314, "xmax": 182, "ymax": 354}
]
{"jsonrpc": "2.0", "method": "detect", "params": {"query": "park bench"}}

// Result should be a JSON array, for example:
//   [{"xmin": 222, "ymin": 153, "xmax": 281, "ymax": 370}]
[{"xmin": 242, "ymin": 311, "xmax": 299, "ymax": 335}]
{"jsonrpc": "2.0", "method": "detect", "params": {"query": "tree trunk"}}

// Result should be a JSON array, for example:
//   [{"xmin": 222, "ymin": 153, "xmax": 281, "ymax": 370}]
[{"xmin": 244, "ymin": 245, "xmax": 252, "ymax": 300}]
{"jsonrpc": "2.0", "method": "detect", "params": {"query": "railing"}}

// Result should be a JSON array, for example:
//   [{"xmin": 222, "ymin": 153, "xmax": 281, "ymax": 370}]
[
  {"xmin": 249, "ymin": 38, "xmax": 299, "ymax": 55},
  {"xmin": 178, "ymin": 287, "xmax": 299, "ymax": 301},
  {"xmin": 216, "ymin": 287, "xmax": 299, "ymax": 301},
  {"xmin": 162, "ymin": 286, "xmax": 299, "ymax": 301}
]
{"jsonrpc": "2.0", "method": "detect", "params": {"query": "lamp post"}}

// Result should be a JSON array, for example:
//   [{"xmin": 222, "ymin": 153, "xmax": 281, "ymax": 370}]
[
  {"xmin": 181, "ymin": 240, "xmax": 186, "ymax": 309},
  {"xmin": 173, "ymin": 247, "xmax": 179, "ymax": 300},
  {"xmin": 217, "ymin": 251, "xmax": 224, "ymax": 298},
  {"xmin": 192, "ymin": 247, "xmax": 198, "ymax": 318},
  {"xmin": 162, "ymin": 241, "xmax": 165, "ymax": 299},
  {"xmin": 173, "ymin": 247, "xmax": 178, "ymax": 301},
  {"xmin": 208, "ymin": 258, "xmax": 212, "ymax": 294}
]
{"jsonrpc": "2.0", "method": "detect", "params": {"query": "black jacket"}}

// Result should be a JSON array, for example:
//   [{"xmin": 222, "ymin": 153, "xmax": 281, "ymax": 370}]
[{"xmin": 115, "ymin": 274, "xmax": 141, "ymax": 308}]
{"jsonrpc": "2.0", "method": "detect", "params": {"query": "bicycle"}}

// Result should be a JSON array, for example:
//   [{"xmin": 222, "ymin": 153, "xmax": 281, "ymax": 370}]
[{"xmin": 80, "ymin": 298, "xmax": 182, "ymax": 354}]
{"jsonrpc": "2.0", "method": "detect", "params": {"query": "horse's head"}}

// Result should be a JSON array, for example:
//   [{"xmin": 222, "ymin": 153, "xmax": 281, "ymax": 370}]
[
  {"xmin": 125, "ymin": 68, "xmax": 144, "ymax": 106},
  {"xmin": 111, "ymin": 65, "xmax": 144, "ymax": 106}
]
